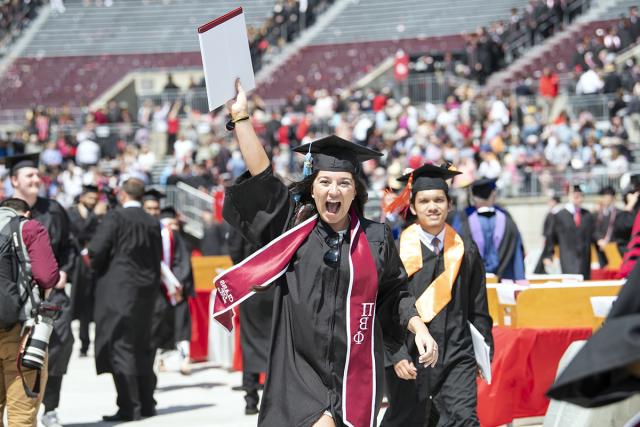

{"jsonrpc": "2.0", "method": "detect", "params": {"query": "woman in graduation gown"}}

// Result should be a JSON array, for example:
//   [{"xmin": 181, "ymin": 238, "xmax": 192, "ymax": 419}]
[
  {"xmin": 213, "ymin": 82, "xmax": 437, "ymax": 427},
  {"xmin": 381, "ymin": 164, "xmax": 494, "ymax": 427}
]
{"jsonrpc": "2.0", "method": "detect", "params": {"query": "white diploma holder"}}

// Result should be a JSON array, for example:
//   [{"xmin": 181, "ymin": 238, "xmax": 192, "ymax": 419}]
[
  {"xmin": 197, "ymin": 7, "xmax": 256, "ymax": 112},
  {"xmin": 469, "ymin": 322, "xmax": 492, "ymax": 384}
]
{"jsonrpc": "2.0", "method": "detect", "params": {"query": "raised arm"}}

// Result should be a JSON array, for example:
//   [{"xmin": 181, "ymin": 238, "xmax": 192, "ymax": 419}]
[{"xmin": 227, "ymin": 80, "xmax": 270, "ymax": 176}]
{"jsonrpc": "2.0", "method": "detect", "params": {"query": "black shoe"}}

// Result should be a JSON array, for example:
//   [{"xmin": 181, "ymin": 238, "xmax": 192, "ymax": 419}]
[
  {"xmin": 102, "ymin": 412, "xmax": 140, "ymax": 422},
  {"xmin": 232, "ymin": 385, "xmax": 245, "ymax": 391},
  {"xmin": 245, "ymin": 405, "xmax": 259, "ymax": 415},
  {"xmin": 141, "ymin": 408, "xmax": 156, "ymax": 418},
  {"xmin": 79, "ymin": 350, "xmax": 88, "ymax": 358}
]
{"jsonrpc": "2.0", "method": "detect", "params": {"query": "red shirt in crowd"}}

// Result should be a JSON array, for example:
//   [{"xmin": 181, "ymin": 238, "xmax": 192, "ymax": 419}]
[
  {"xmin": 539, "ymin": 73, "xmax": 559, "ymax": 98},
  {"xmin": 22, "ymin": 219, "xmax": 60, "ymax": 289}
]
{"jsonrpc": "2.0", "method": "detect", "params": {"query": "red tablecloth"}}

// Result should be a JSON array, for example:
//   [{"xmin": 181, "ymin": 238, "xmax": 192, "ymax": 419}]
[
  {"xmin": 189, "ymin": 290, "xmax": 211, "ymax": 362},
  {"xmin": 591, "ymin": 268, "xmax": 621, "ymax": 280},
  {"xmin": 477, "ymin": 327, "xmax": 593, "ymax": 427}
]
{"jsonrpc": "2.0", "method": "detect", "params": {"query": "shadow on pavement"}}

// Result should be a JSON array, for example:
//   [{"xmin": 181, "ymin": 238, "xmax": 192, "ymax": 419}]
[
  {"xmin": 156, "ymin": 381, "xmax": 225, "ymax": 392},
  {"xmin": 64, "ymin": 403, "xmax": 215, "ymax": 426}
]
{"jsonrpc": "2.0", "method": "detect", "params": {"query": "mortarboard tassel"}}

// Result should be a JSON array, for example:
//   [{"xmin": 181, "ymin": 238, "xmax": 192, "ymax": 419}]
[{"xmin": 383, "ymin": 172, "xmax": 413, "ymax": 216}]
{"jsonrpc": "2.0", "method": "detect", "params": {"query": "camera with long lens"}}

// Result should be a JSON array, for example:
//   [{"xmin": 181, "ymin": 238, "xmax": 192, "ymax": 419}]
[{"xmin": 21, "ymin": 302, "xmax": 60, "ymax": 370}]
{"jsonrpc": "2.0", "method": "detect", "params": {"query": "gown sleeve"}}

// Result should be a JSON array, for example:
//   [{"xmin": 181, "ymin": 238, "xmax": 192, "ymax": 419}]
[
  {"xmin": 376, "ymin": 224, "xmax": 417, "ymax": 360},
  {"xmin": 172, "ymin": 232, "xmax": 194, "ymax": 297},
  {"xmin": 467, "ymin": 242, "xmax": 494, "ymax": 358},
  {"xmin": 88, "ymin": 210, "xmax": 118, "ymax": 274},
  {"xmin": 222, "ymin": 166, "xmax": 292, "ymax": 246}
]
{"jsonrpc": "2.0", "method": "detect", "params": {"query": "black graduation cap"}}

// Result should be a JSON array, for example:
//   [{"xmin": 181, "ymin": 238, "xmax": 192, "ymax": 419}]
[
  {"xmin": 159, "ymin": 206, "xmax": 177, "ymax": 220},
  {"xmin": 570, "ymin": 184, "xmax": 585, "ymax": 194},
  {"xmin": 4, "ymin": 153, "xmax": 40, "ymax": 175},
  {"xmin": 471, "ymin": 178, "xmax": 497, "ymax": 199},
  {"xmin": 82, "ymin": 184, "xmax": 99, "ymax": 194},
  {"xmin": 598, "ymin": 186, "xmax": 616, "ymax": 196},
  {"xmin": 292, "ymin": 135, "xmax": 382, "ymax": 174},
  {"xmin": 397, "ymin": 163, "xmax": 461, "ymax": 195},
  {"xmin": 143, "ymin": 189, "xmax": 166, "ymax": 202}
]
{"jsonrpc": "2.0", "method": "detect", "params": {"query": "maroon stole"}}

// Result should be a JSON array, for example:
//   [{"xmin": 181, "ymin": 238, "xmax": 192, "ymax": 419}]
[{"xmin": 212, "ymin": 210, "xmax": 380, "ymax": 427}]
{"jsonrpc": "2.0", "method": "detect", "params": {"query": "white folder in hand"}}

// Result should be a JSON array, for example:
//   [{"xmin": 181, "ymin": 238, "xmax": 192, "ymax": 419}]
[
  {"xmin": 197, "ymin": 7, "xmax": 256, "ymax": 111},
  {"xmin": 469, "ymin": 322, "xmax": 492, "ymax": 384}
]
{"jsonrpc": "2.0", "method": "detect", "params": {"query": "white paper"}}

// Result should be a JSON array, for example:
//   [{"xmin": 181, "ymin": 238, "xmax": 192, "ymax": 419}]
[
  {"xmin": 161, "ymin": 261, "xmax": 181, "ymax": 306},
  {"xmin": 590, "ymin": 296, "xmax": 617, "ymax": 318},
  {"xmin": 495, "ymin": 283, "xmax": 529, "ymax": 305},
  {"xmin": 469, "ymin": 322, "xmax": 491, "ymax": 384},
  {"xmin": 198, "ymin": 9, "xmax": 256, "ymax": 111}
]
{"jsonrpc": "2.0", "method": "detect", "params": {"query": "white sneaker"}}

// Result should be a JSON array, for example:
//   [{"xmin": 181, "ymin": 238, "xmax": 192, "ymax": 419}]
[{"xmin": 41, "ymin": 410, "xmax": 63, "ymax": 427}]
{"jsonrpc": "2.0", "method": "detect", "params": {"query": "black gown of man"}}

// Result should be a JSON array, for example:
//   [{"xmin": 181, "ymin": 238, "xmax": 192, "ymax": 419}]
[
  {"xmin": 67, "ymin": 204, "xmax": 101, "ymax": 355},
  {"xmin": 88, "ymin": 204, "xmax": 162, "ymax": 419},
  {"xmin": 592, "ymin": 205, "xmax": 621, "ymax": 267},
  {"xmin": 222, "ymin": 167, "xmax": 415, "ymax": 427},
  {"xmin": 543, "ymin": 206, "xmax": 595, "ymax": 279},
  {"xmin": 547, "ymin": 261, "xmax": 640, "ymax": 407},
  {"xmin": 30, "ymin": 197, "xmax": 75, "ymax": 412},
  {"xmin": 534, "ymin": 206, "xmax": 559, "ymax": 274},
  {"xmin": 228, "ymin": 228, "xmax": 273, "ymax": 412},
  {"xmin": 381, "ymin": 235, "xmax": 494, "ymax": 427}
]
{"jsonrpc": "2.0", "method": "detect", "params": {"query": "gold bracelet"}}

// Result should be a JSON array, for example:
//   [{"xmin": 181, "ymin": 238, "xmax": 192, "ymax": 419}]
[{"xmin": 232, "ymin": 114, "xmax": 249, "ymax": 123}]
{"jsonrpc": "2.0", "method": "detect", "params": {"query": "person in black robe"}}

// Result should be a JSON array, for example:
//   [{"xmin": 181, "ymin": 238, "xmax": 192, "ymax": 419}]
[
  {"xmin": 143, "ymin": 190, "xmax": 176, "ymax": 355},
  {"xmin": 228, "ymin": 228, "xmax": 273, "ymax": 415},
  {"xmin": 7, "ymin": 153, "xmax": 75, "ymax": 425},
  {"xmin": 220, "ymin": 82, "xmax": 437, "ymax": 427},
  {"xmin": 68, "ymin": 185, "xmax": 105, "ymax": 357},
  {"xmin": 547, "ymin": 259, "xmax": 640, "ymax": 409},
  {"xmin": 452, "ymin": 179, "xmax": 525, "ymax": 281},
  {"xmin": 88, "ymin": 178, "xmax": 162, "ymax": 421},
  {"xmin": 534, "ymin": 195, "xmax": 562, "ymax": 274},
  {"xmin": 612, "ymin": 184, "xmax": 640, "ymax": 256},
  {"xmin": 542, "ymin": 185, "xmax": 595, "ymax": 279},
  {"xmin": 592, "ymin": 186, "xmax": 622, "ymax": 267},
  {"xmin": 161, "ymin": 207, "xmax": 195, "ymax": 376},
  {"xmin": 381, "ymin": 163, "xmax": 494, "ymax": 427}
]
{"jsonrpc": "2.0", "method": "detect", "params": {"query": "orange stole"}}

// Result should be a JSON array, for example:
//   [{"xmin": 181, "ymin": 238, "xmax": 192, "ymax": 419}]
[{"xmin": 399, "ymin": 223, "xmax": 465, "ymax": 323}]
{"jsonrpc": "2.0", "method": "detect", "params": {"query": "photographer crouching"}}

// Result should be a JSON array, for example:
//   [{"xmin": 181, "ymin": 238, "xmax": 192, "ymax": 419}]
[{"xmin": 0, "ymin": 198, "xmax": 60, "ymax": 427}]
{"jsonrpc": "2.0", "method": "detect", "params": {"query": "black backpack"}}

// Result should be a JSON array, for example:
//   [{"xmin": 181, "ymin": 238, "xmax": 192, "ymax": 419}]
[{"xmin": 0, "ymin": 208, "xmax": 34, "ymax": 330}]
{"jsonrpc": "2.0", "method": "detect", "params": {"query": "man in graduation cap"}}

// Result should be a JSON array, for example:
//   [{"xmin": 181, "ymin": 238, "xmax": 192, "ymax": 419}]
[
  {"xmin": 88, "ymin": 178, "xmax": 162, "ymax": 421},
  {"xmin": 67, "ymin": 185, "xmax": 106, "ymax": 357},
  {"xmin": 215, "ymin": 82, "xmax": 436, "ymax": 427},
  {"xmin": 381, "ymin": 163, "xmax": 494, "ymax": 427},
  {"xmin": 453, "ymin": 178, "xmax": 525, "ymax": 281},
  {"xmin": 142, "ymin": 192, "xmax": 193, "ymax": 376},
  {"xmin": 160, "ymin": 206, "xmax": 194, "ymax": 376},
  {"xmin": 6, "ymin": 153, "xmax": 76, "ymax": 427},
  {"xmin": 592, "ymin": 186, "xmax": 622, "ymax": 267},
  {"xmin": 542, "ymin": 184, "xmax": 595, "ymax": 279}
]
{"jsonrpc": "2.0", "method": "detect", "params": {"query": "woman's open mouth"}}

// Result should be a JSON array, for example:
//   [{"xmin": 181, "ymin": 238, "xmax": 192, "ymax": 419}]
[{"xmin": 326, "ymin": 201, "xmax": 341, "ymax": 214}]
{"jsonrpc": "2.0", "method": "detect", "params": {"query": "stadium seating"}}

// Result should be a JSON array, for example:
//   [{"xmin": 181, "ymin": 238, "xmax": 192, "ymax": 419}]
[
  {"xmin": 21, "ymin": 0, "xmax": 273, "ymax": 56},
  {"xmin": 307, "ymin": 0, "xmax": 529, "ymax": 45}
]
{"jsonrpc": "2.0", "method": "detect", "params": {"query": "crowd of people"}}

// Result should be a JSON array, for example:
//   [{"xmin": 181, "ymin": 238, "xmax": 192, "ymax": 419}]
[{"xmin": 0, "ymin": 0, "xmax": 44, "ymax": 56}]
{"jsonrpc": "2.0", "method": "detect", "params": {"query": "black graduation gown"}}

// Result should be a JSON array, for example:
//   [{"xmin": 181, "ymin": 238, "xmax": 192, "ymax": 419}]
[
  {"xmin": 454, "ymin": 207, "xmax": 525, "ymax": 281},
  {"xmin": 384, "ymin": 237, "xmax": 494, "ymax": 426},
  {"xmin": 88, "ymin": 206, "xmax": 162, "ymax": 375},
  {"xmin": 543, "ymin": 208, "xmax": 595, "ymax": 279},
  {"xmin": 67, "ymin": 205, "xmax": 101, "ymax": 321},
  {"xmin": 30, "ymin": 197, "xmax": 75, "ymax": 376},
  {"xmin": 613, "ymin": 209, "xmax": 637, "ymax": 255},
  {"xmin": 534, "ymin": 210, "xmax": 557, "ymax": 274},
  {"xmin": 172, "ymin": 229, "xmax": 195, "ymax": 343},
  {"xmin": 201, "ymin": 220, "xmax": 232, "ymax": 256},
  {"xmin": 151, "ymin": 226, "xmax": 194, "ymax": 349},
  {"xmin": 223, "ymin": 167, "xmax": 416, "ymax": 427},
  {"xmin": 547, "ymin": 261, "xmax": 640, "ymax": 407},
  {"xmin": 228, "ymin": 228, "xmax": 273, "ymax": 374}
]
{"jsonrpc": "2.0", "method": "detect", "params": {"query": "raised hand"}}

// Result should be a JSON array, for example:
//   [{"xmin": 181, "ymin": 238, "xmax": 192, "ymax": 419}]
[{"xmin": 226, "ymin": 78, "xmax": 248, "ymax": 120}]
